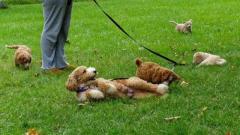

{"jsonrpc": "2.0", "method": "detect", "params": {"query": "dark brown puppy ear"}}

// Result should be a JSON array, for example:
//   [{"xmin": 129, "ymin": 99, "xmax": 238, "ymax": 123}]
[
  {"xmin": 66, "ymin": 75, "xmax": 78, "ymax": 91},
  {"xmin": 136, "ymin": 58, "xmax": 143, "ymax": 67}
]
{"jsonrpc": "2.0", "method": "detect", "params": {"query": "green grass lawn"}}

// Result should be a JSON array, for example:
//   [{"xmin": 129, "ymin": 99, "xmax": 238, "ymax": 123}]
[{"xmin": 0, "ymin": 0, "xmax": 240, "ymax": 134}]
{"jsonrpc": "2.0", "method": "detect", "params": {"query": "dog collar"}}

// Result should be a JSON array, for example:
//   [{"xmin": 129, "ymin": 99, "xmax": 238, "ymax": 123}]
[{"xmin": 76, "ymin": 86, "xmax": 88, "ymax": 93}]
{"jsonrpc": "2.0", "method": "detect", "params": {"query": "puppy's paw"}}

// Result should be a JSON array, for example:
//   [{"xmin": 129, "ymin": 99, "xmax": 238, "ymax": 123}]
[
  {"xmin": 88, "ymin": 89, "xmax": 104, "ymax": 99},
  {"xmin": 157, "ymin": 84, "xmax": 169, "ymax": 94},
  {"xmin": 106, "ymin": 84, "xmax": 117, "ymax": 95},
  {"xmin": 77, "ymin": 92, "xmax": 88, "ymax": 102},
  {"xmin": 216, "ymin": 59, "xmax": 227, "ymax": 65}
]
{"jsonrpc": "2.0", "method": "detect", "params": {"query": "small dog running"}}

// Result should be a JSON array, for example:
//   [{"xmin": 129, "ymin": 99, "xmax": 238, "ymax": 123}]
[
  {"xmin": 170, "ymin": 19, "xmax": 192, "ymax": 33},
  {"xmin": 6, "ymin": 45, "xmax": 32, "ymax": 70}
]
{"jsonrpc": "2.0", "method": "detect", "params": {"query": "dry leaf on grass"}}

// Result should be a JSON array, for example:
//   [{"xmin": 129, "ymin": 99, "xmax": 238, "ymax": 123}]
[
  {"xmin": 225, "ymin": 131, "xmax": 231, "ymax": 135},
  {"xmin": 25, "ymin": 128, "xmax": 39, "ymax": 135},
  {"xmin": 180, "ymin": 81, "xmax": 189, "ymax": 87},
  {"xmin": 198, "ymin": 106, "xmax": 208, "ymax": 118},
  {"xmin": 164, "ymin": 116, "xmax": 181, "ymax": 121}
]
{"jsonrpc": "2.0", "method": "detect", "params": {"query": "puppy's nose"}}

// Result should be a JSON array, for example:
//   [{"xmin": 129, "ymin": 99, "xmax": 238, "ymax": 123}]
[{"xmin": 94, "ymin": 70, "xmax": 97, "ymax": 74}]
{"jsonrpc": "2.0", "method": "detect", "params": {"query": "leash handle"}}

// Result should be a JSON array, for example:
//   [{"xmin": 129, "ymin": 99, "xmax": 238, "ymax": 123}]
[{"xmin": 92, "ymin": 0, "xmax": 185, "ymax": 66}]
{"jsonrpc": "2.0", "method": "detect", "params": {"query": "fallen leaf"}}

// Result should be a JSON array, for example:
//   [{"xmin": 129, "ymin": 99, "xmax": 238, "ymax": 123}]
[
  {"xmin": 180, "ymin": 81, "xmax": 189, "ymax": 87},
  {"xmin": 25, "ymin": 128, "xmax": 39, "ymax": 135},
  {"xmin": 226, "ymin": 131, "xmax": 231, "ymax": 135},
  {"xmin": 198, "ymin": 106, "xmax": 208, "ymax": 118},
  {"xmin": 164, "ymin": 116, "xmax": 181, "ymax": 121},
  {"xmin": 202, "ymin": 107, "xmax": 208, "ymax": 112}
]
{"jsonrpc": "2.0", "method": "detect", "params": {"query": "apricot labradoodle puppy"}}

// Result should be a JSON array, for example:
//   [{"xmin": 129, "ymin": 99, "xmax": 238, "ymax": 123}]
[
  {"xmin": 193, "ymin": 52, "xmax": 226, "ymax": 67},
  {"xmin": 170, "ymin": 19, "xmax": 192, "ymax": 33},
  {"xmin": 6, "ymin": 45, "xmax": 32, "ymax": 70},
  {"xmin": 135, "ymin": 59, "xmax": 181, "ymax": 85},
  {"xmin": 66, "ymin": 66, "xmax": 169, "ymax": 102}
]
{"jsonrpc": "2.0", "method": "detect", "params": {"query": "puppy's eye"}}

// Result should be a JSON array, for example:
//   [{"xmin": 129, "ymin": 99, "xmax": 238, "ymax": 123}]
[{"xmin": 83, "ymin": 70, "xmax": 86, "ymax": 73}]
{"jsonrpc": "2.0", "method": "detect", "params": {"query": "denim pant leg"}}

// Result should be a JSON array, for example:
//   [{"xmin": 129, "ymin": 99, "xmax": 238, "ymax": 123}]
[
  {"xmin": 41, "ymin": 0, "xmax": 68, "ymax": 69},
  {"xmin": 55, "ymin": 0, "xmax": 72, "ymax": 68}
]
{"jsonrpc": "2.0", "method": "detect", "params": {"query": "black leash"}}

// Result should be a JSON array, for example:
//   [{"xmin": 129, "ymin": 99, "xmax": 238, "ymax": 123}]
[
  {"xmin": 110, "ymin": 77, "xmax": 129, "ymax": 81},
  {"xmin": 92, "ymin": 0, "xmax": 185, "ymax": 66}
]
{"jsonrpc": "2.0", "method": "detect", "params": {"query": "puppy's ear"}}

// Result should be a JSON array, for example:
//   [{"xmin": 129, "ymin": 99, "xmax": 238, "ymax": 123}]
[
  {"xmin": 136, "ymin": 58, "xmax": 143, "ymax": 67},
  {"xmin": 193, "ymin": 54, "xmax": 203, "ymax": 64},
  {"xmin": 73, "ymin": 73, "xmax": 80, "ymax": 81},
  {"xmin": 66, "ymin": 75, "xmax": 78, "ymax": 91}
]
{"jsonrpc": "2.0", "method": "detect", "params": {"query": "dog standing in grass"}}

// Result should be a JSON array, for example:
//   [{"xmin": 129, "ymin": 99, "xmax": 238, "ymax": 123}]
[
  {"xmin": 6, "ymin": 45, "xmax": 32, "ymax": 70},
  {"xmin": 170, "ymin": 19, "xmax": 192, "ymax": 33}
]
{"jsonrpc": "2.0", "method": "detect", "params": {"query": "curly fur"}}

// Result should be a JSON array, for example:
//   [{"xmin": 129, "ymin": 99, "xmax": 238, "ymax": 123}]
[
  {"xmin": 66, "ymin": 66, "xmax": 169, "ymax": 102},
  {"xmin": 170, "ymin": 19, "xmax": 192, "ymax": 33},
  {"xmin": 6, "ymin": 45, "xmax": 32, "ymax": 70},
  {"xmin": 193, "ymin": 52, "xmax": 226, "ymax": 67},
  {"xmin": 135, "ymin": 58, "xmax": 181, "ymax": 84}
]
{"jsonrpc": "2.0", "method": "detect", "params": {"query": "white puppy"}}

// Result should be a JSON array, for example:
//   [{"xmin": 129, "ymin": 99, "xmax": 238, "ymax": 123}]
[{"xmin": 193, "ymin": 52, "xmax": 226, "ymax": 67}]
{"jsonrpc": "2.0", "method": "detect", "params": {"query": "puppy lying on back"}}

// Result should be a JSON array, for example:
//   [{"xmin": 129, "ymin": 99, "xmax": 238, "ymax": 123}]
[
  {"xmin": 193, "ymin": 52, "xmax": 226, "ymax": 67},
  {"xmin": 66, "ymin": 66, "xmax": 169, "ymax": 102},
  {"xmin": 6, "ymin": 45, "xmax": 32, "ymax": 70},
  {"xmin": 135, "ymin": 59, "xmax": 181, "ymax": 85},
  {"xmin": 170, "ymin": 19, "xmax": 192, "ymax": 33}
]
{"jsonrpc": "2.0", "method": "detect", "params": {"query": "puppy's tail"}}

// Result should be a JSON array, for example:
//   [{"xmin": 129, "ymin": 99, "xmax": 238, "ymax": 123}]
[
  {"xmin": 5, "ymin": 45, "xmax": 20, "ymax": 49},
  {"xmin": 169, "ymin": 21, "xmax": 178, "ymax": 25}
]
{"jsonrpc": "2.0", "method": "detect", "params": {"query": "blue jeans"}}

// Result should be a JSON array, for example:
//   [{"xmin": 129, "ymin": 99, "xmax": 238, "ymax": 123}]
[{"xmin": 41, "ymin": 0, "xmax": 72, "ymax": 69}]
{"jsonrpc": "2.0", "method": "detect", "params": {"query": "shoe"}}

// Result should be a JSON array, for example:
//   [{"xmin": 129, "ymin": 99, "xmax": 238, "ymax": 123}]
[
  {"xmin": 41, "ymin": 68, "xmax": 63, "ymax": 74},
  {"xmin": 65, "ymin": 40, "xmax": 70, "ymax": 44},
  {"xmin": 60, "ymin": 64, "xmax": 76, "ymax": 71}
]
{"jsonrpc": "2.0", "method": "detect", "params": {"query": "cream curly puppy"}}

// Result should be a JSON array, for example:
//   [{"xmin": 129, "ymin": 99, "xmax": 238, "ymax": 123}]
[
  {"xmin": 66, "ymin": 66, "xmax": 169, "ymax": 102},
  {"xmin": 193, "ymin": 52, "xmax": 226, "ymax": 67},
  {"xmin": 170, "ymin": 19, "xmax": 192, "ymax": 33}
]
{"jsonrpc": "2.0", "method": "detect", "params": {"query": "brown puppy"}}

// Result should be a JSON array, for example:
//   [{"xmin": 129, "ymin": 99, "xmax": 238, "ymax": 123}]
[
  {"xmin": 6, "ymin": 45, "xmax": 32, "ymax": 70},
  {"xmin": 66, "ymin": 66, "xmax": 169, "ymax": 102},
  {"xmin": 170, "ymin": 19, "xmax": 192, "ymax": 33},
  {"xmin": 136, "ymin": 59, "xmax": 181, "ymax": 84}
]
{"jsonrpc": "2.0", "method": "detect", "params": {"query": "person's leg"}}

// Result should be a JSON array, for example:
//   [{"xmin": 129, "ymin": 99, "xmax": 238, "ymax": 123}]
[
  {"xmin": 41, "ymin": 0, "xmax": 67, "ymax": 69},
  {"xmin": 54, "ymin": 29, "xmax": 68, "ymax": 68},
  {"xmin": 64, "ymin": 0, "xmax": 73, "ymax": 41},
  {"xmin": 54, "ymin": 0, "xmax": 73, "ymax": 68}
]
